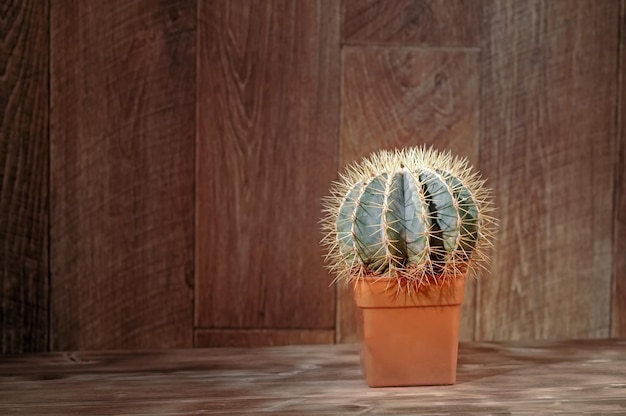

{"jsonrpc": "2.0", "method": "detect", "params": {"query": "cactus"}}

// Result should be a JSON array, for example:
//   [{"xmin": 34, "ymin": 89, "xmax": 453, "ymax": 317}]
[{"xmin": 321, "ymin": 147, "xmax": 496, "ymax": 288}]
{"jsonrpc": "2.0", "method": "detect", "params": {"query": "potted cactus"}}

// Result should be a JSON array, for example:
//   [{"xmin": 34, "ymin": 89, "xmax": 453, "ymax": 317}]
[{"xmin": 321, "ymin": 147, "xmax": 496, "ymax": 387}]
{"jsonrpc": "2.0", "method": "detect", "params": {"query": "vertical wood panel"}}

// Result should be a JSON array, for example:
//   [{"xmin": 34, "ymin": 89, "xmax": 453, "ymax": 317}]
[
  {"xmin": 479, "ymin": 0, "xmax": 617, "ymax": 340},
  {"xmin": 50, "ymin": 0, "xmax": 195, "ymax": 350},
  {"xmin": 341, "ymin": 48, "xmax": 479, "ymax": 161},
  {"xmin": 0, "ymin": 0, "xmax": 49, "ymax": 353},
  {"xmin": 338, "ymin": 48, "xmax": 480, "ymax": 343},
  {"xmin": 196, "ymin": 1, "xmax": 340, "ymax": 331},
  {"xmin": 614, "ymin": 0, "xmax": 626, "ymax": 338},
  {"xmin": 342, "ymin": 0, "xmax": 481, "ymax": 46}
]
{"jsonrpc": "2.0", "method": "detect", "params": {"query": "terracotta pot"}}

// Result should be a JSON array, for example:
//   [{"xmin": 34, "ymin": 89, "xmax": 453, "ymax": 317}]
[{"xmin": 353, "ymin": 277, "xmax": 466, "ymax": 387}]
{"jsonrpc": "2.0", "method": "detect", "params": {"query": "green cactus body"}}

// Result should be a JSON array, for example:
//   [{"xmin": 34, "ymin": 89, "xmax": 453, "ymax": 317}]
[
  {"xmin": 336, "ymin": 166, "xmax": 480, "ymax": 275},
  {"xmin": 322, "ymin": 147, "xmax": 495, "ymax": 287}
]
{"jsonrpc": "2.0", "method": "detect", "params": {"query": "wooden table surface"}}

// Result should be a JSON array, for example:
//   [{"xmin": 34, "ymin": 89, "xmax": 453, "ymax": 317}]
[{"xmin": 0, "ymin": 340, "xmax": 625, "ymax": 415}]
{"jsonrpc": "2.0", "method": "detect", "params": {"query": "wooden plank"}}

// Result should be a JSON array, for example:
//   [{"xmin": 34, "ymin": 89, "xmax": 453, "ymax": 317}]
[
  {"xmin": 50, "ymin": 0, "xmax": 196, "ymax": 350},
  {"xmin": 342, "ymin": 0, "xmax": 481, "ymax": 47},
  {"xmin": 614, "ymin": 0, "xmax": 626, "ymax": 337},
  {"xmin": 338, "ymin": 47, "xmax": 480, "ymax": 343},
  {"xmin": 0, "ymin": 0, "xmax": 49, "ymax": 353},
  {"xmin": 196, "ymin": 1, "xmax": 340, "ymax": 330},
  {"xmin": 194, "ymin": 329, "xmax": 334, "ymax": 347},
  {"xmin": 340, "ymin": 48, "xmax": 479, "ymax": 161},
  {"xmin": 478, "ymin": 0, "xmax": 618, "ymax": 340},
  {"xmin": 1, "ymin": 340, "xmax": 626, "ymax": 414},
  {"xmin": 336, "ymin": 285, "xmax": 362, "ymax": 344}
]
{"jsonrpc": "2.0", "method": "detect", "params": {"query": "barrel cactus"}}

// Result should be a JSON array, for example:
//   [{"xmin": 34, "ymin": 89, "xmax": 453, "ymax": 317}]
[{"xmin": 321, "ymin": 147, "xmax": 496, "ymax": 288}]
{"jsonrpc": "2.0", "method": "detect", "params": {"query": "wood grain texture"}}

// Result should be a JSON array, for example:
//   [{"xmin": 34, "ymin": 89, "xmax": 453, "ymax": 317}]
[
  {"xmin": 335, "ymin": 285, "xmax": 361, "ymax": 344},
  {"xmin": 0, "ymin": 0, "xmax": 49, "ymax": 353},
  {"xmin": 50, "ymin": 0, "xmax": 195, "ymax": 350},
  {"xmin": 342, "ymin": 0, "xmax": 481, "ymax": 47},
  {"xmin": 196, "ymin": 1, "xmax": 340, "ymax": 330},
  {"xmin": 478, "ymin": 0, "xmax": 618, "ymax": 340},
  {"xmin": 338, "ymin": 47, "xmax": 479, "ymax": 343},
  {"xmin": 614, "ymin": 0, "xmax": 626, "ymax": 337},
  {"xmin": 195, "ymin": 329, "xmax": 334, "ymax": 347},
  {"xmin": 341, "ymin": 48, "xmax": 479, "ymax": 161},
  {"xmin": 1, "ymin": 340, "xmax": 626, "ymax": 414}
]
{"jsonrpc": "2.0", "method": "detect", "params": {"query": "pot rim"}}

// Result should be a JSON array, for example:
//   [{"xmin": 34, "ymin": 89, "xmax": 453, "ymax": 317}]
[{"xmin": 353, "ymin": 276, "xmax": 466, "ymax": 308}]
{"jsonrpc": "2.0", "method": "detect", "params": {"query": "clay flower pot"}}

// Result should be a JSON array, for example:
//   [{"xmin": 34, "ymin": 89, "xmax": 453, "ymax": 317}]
[{"xmin": 353, "ymin": 277, "xmax": 466, "ymax": 387}]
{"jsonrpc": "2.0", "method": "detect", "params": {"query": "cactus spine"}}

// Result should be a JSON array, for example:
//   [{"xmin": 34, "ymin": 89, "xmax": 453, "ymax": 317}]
[{"xmin": 321, "ymin": 147, "xmax": 496, "ymax": 288}]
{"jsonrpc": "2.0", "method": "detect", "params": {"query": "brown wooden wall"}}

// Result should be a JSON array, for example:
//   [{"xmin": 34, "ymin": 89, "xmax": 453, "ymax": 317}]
[{"xmin": 1, "ymin": 0, "xmax": 625, "ymax": 352}]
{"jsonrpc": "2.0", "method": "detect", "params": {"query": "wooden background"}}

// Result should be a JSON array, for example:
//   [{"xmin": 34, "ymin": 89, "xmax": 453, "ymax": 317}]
[{"xmin": 1, "ymin": 0, "xmax": 625, "ymax": 353}]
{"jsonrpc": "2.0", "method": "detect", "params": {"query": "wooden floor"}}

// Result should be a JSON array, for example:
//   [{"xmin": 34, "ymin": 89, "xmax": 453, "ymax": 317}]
[{"xmin": 0, "ymin": 340, "xmax": 625, "ymax": 415}]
